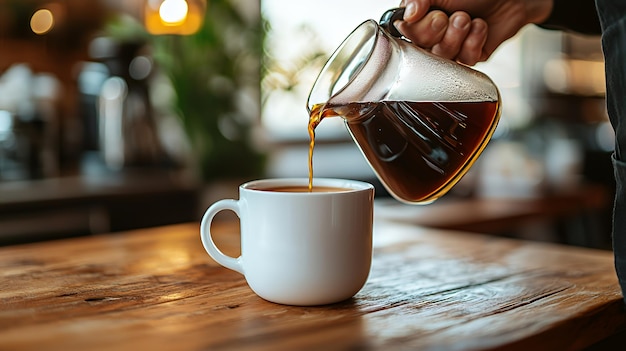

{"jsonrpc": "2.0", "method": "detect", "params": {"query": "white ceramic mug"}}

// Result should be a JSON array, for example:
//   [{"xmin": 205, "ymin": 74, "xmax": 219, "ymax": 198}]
[{"xmin": 200, "ymin": 178, "xmax": 374, "ymax": 306}]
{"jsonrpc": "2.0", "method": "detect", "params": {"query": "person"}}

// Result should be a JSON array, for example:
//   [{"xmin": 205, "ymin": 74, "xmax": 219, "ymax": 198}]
[{"xmin": 395, "ymin": 0, "xmax": 626, "ymax": 303}]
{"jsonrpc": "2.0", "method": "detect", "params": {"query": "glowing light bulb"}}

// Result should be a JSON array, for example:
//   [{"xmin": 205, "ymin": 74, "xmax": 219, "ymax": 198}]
[
  {"xmin": 145, "ymin": 0, "xmax": 205, "ymax": 35},
  {"xmin": 159, "ymin": 0, "xmax": 188, "ymax": 24}
]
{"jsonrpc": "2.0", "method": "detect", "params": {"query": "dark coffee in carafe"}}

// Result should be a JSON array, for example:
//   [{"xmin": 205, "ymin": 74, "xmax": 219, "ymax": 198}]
[{"xmin": 308, "ymin": 100, "xmax": 499, "ymax": 203}]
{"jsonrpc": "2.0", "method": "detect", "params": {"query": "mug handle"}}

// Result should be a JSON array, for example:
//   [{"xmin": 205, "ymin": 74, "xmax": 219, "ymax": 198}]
[{"xmin": 200, "ymin": 199, "xmax": 244, "ymax": 274}]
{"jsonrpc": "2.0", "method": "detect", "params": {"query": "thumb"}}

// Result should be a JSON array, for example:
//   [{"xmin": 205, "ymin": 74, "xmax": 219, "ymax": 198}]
[{"xmin": 402, "ymin": 0, "xmax": 436, "ymax": 22}]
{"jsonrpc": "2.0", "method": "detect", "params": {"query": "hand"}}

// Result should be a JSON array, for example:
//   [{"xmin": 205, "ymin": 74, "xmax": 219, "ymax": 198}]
[{"xmin": 395, "ymin": 0, "xmax": 554, "ymax": 65}]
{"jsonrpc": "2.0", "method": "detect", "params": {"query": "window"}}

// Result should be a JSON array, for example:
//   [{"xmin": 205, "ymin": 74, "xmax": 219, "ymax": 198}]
[{"xmin": 261, "ymin": 0, "xmax": 398, "ymax": 141}]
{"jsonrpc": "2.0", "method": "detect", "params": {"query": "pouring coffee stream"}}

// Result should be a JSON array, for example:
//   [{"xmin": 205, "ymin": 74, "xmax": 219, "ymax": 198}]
[{"xmin": 307, "ymin": 8, "xmax": 501, "ymax": 203}]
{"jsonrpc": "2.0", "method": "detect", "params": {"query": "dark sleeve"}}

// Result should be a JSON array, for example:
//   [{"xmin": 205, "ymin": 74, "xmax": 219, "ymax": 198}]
[{"xmin": 538, "ymin": 0, "xmax": 602, "ymax": 35}]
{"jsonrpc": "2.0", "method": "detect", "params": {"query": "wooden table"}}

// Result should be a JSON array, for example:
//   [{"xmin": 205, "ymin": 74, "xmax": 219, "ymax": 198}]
[{"xmin": 1, "ymin": 219, "xmax": 625, "ymax": 350}]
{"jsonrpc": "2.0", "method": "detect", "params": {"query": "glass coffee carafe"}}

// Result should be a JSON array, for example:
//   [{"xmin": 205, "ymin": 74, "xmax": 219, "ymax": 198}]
[{"xmin": 307, "ymin": 8, "xmax": 501, "ymax": 204}]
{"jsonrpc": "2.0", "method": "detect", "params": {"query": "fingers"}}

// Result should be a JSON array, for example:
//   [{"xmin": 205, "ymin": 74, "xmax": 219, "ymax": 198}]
[
  {"xmin": 431, "ymin": 12, "xmax": 471, "ymax": 60},
  {"xmin": 401, "ymin": 0, "xmax": 432, "ymax": 23},
  {"xmin": 456, "ymin": 18, "xmax": 488, "ymax": 65},
  {"xmin": 395, "ymin": 4, "xmax": 489, "ymax": 66},
  {"xmin": 396, "ymin": 10, "xmax": 449, "ymax": 49},
  {"xmin": 429, "ymin": 14, "xmax": 489, "ymax": 66}
]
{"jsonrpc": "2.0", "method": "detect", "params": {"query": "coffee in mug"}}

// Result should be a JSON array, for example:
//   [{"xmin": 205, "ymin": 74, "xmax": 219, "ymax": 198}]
[{"xmin": 258, "ymin": 185, "xmax": 352, "ymax": 193}]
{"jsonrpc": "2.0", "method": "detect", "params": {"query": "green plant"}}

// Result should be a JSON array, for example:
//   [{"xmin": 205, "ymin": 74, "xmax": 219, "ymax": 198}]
[
  {"xmin": 106, "ymin": 0, "xmax": 266, "ymax": 182},
  {"xmin": 151, "ymin": 0, "xmax": 266, "ymax": 181}
]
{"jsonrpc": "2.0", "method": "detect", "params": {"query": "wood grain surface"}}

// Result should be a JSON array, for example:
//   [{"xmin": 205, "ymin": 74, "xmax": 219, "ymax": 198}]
[{"xmin": 1, "ymin": 220, "xmax": 624, "ymax": 351}]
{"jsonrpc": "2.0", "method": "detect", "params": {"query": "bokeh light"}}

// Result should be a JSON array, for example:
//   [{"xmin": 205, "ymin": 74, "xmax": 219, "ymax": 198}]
[
  {"xmin": 144, "ymin": 0, "xmax": 205, "ymax": 35},
  {"xmin": 159, "ymin": 0, "xmax": 188, "ymax": 24},
  {"xmin": 30, "ymin": 9, "xmax": 54, "ymax": 35}
]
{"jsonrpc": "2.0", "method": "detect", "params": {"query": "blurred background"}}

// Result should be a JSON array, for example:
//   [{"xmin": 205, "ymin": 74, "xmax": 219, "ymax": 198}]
[{"xmin": 0, "ymin": 0, "xmax": 615, "ymax": 248}]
